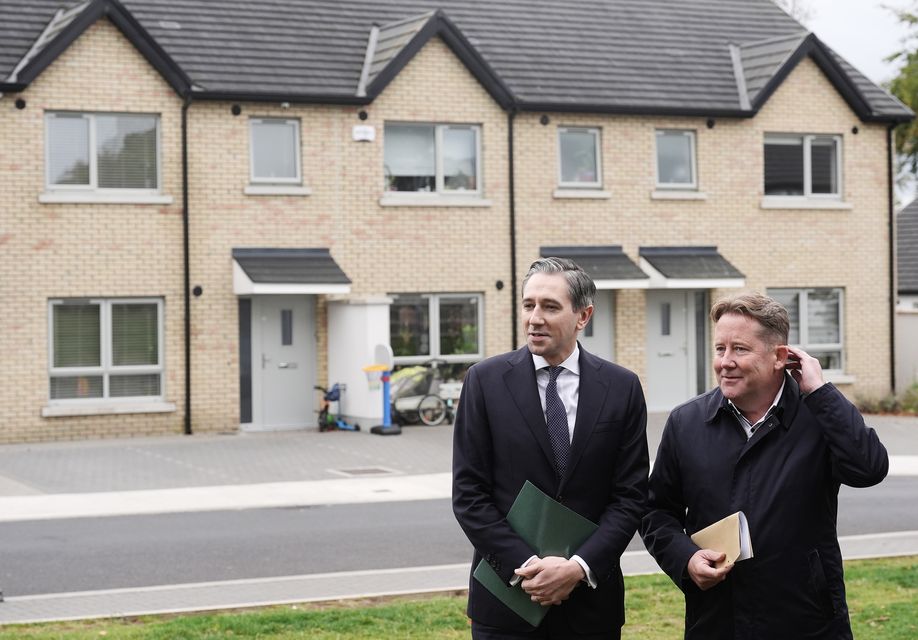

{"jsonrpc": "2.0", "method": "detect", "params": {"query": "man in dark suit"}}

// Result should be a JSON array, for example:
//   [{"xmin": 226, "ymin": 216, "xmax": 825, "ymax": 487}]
[
  {"xmin": 641, "ymin": 293, "xmax": 888, "ymax": 639},
  {"xmin": 453, "ymin": 257, "xmax": 649, "ymax": 639}
]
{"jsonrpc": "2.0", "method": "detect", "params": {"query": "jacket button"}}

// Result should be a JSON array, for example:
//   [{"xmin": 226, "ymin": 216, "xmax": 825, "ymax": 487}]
[{"xmin": 556, "ymin": 495, "xmax": 563, "ymax": 503}]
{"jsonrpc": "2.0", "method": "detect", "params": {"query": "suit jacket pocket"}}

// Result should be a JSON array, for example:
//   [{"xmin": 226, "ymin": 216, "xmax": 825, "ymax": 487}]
[
  {"xmin": 807, "ymin": 549, "xmax": 835, "ymax": 618},
  {"xmin": 593, "ymin": 420, "xmax": 620, "ymax": 433}
]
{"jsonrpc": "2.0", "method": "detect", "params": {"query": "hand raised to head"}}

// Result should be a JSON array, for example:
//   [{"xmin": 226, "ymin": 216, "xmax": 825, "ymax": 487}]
[{"xmin": 783, "ymin": 346, "xmax": 826, "ymax": 395}]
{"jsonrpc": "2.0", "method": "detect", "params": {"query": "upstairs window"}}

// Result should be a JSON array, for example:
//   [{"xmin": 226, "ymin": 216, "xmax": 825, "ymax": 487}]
[
  {"xmin": 49, "ymin": 299, "xmax": 164, "ymax": 401},
  {"xmin": 764, "ymin": 134, "xmax": 841, "ymax": 197},
  {"xmin": 250, "ymin": 118, "xmax": 301, "ymax": 184},
  {"xmin": 655, "ymin": 129, "xmax": 697, "ymax": 189},
  {"xmin": 46, "ymin": 113, "xmax": 159, "ymax": 191},
  {"xmin": 384, "ymin": 123, "xmax": 480, "ymax": 194},
  {"xmin": 558, "ymin": 127, "xmax": 601, "ymax": 188}
]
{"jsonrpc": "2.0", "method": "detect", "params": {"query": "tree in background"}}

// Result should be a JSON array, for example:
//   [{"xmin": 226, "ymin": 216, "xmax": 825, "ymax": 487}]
[{"xmin": 887, "ymin": 4, "xmax": 918, "ymax": 192}]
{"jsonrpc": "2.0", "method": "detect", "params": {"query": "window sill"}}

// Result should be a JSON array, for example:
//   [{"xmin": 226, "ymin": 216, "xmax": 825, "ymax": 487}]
[
  {"xmin": 552, "ymin": 189, "xmax": 611, "ymax": 199},
  {"xmin": 825, "ymin": 373, "xmax": 856, "ymax": 385},
  {"xmin": 651, "ymin": 190, "xmax": 707, "ymax": 201},
  {"xmin": 39, "ymin": 192, "xmax": 174, "ymax": 205},
  {"xmin": 244, "ymin": 185, "xmax": 313, "ymax": 196},
  {"xmin": 379, "ymin": 194, "xmax": 492, "ymax": 207},
  {"xmin": 42, "ymin": 401, "xmax": 176, "ymax": 418},
  {"xmin": 760, "ymin": 197, "xmax": 852, "ymax": 210}
]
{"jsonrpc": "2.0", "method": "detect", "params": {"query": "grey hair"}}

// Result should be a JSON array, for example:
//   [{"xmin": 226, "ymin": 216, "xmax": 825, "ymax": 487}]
[
  {"xmin": 522, "ymin": 257, "xmax": 596, "ymax": 311},
  {"xmin": 710, "ymin": 292, "xmax": 790, "ymax": 346}
]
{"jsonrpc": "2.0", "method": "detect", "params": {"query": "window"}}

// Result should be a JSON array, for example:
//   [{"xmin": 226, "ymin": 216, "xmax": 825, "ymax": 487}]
[
  {"xmin": 250, "ymin": 118, "xmax": 301, "ymax": 183},
  {"xmin": 764, "ymin": 134, "xmax": 841, "ymax": 197},
  {"xmin": 389, "ymin": 293, "xmax": 483, "ymax": 363},
  {"xmin": 384, "ymin": 123, "xmax": 480, "ymax": 194},
  {"xmin": 768, "ymin": 288, "xmax": 844, "ymax": 371},
  {"xmin": 655, "ymin": 129, "xmax": 697, "ymax": 188},
  {"xmin": 558, "ymin": 127, "xmax": 601, "ymax": 187},
  {"xmin": 46, "ymin": 112, "xmax": 159, "ymax": 191},
  {"xmin": 49, "ymin": 299, "xmax": 164, "ymax": 401}
]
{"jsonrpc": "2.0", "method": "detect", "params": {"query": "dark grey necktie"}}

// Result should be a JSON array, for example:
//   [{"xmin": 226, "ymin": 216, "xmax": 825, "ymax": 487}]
[{"xmin": 545, "ymin": 366, "xmax": 570, "ymax": 477}]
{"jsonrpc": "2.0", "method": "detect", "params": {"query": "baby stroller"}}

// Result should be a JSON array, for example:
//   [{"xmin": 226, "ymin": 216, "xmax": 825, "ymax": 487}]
[
  {"xmin": 390, "ymin": 360, "xmax": 460, "ymax": 426},
  {"xmin": 314, "ymin": 383, "xmax": 360, "ymax": 432}
]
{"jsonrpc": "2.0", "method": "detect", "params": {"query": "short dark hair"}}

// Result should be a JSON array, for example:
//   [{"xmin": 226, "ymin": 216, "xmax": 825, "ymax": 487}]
[
  {"xmin": 522, "ymin": 257, "xmax": 596, "ymax": 311},
  {"xmin": 710, "ymin": 292, "xmax": 790, "ymax": 346}
]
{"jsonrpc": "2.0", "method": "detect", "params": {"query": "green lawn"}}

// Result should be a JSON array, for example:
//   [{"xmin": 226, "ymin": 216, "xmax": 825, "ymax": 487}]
[{"xmin": 2, "ymin": 556, "xmax": 915, "ymax": 639}]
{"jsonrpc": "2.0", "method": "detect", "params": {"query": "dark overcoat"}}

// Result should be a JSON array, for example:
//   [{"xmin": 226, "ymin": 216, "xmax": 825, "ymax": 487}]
[
  {"xmin": 452, "ymin": 345, "xmax": 649, "ymax": 634},
  {"xmin": 641, "ymin": 376, "xmax": 888, "ymax": 640}
]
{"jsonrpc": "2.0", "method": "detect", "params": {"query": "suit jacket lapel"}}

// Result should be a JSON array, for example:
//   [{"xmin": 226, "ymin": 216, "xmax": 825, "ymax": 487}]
[
  {"xmin": 503, "ymin": 347, "xmax": 556, "ymax": 471},
  {"xmin": 563, "ymin": 348, "xmax": 608, "ymax": 487}
]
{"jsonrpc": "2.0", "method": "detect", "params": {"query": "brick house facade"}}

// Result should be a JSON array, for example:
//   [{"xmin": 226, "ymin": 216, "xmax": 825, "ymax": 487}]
[{"xmin": 0, "ymin": 0, "xmax": 910, "ymax": 441}]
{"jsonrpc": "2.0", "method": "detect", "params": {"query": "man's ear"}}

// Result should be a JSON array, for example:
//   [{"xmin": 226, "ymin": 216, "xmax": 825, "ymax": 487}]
[
  {"xmin": 774, "ymin": 344, "xmax": 789, "ymax": 371},
  {"xmin": 577, "ymin": 305, "xmax": 594, "ymax": 331}
]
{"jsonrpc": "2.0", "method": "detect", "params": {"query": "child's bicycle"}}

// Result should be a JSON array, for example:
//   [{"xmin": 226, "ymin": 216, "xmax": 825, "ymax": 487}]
[{"xmin": 314, "ymin": 383, "xmax": 360, "ymax": 432}]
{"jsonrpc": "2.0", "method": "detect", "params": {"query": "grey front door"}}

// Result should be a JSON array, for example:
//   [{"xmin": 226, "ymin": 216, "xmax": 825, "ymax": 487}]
[
  {"xmin": 646, "ymin": 290, "xmax": 694, "ymax": 412},
  {"xmin": 579, "ymin": 289, "xmax": 613, "ymax": 362},
  {"xmin": 249, "ymin": 295, "xmax": 315, "ymax": 430}
]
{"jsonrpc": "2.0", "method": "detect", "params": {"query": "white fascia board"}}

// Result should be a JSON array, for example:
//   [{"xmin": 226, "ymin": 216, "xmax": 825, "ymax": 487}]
[
  {"xmin": 232, "ymin": 261, "xmax": 351, "ymax": 295},
  {"xmin": 593, "ymin": 278, "xmax": 650, "ymax": 290}
]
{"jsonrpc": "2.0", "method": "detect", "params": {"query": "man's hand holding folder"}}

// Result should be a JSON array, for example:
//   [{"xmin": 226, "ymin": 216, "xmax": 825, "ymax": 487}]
[
  {"xmin": 472, "ymin": 481, "xmax": 598, "ymax": 626},
  {"xmin": 515, "ymin": 555, "xmax": 586, "ymax": 606},
  {"xmin": 687, "ymin": 511, "xmax": 753, "ymax": 591}
]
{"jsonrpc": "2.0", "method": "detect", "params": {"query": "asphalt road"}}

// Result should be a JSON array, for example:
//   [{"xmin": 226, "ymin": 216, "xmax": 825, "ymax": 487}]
[{"xmin": 3, "ymin": 476, "xmax": 915, "ymax": 598}]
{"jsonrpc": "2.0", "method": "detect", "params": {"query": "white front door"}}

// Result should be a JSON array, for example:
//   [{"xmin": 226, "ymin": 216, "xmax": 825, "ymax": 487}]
[
  {"xmin": 249, "ymin": 295, "xmax": 316, "ymax": 430},
  {"xmin": 646, "ymin": 290, "xmax": 695, "ymax": 412},
  {"xmin": 580, "ymin": 290, "xmax": 613, "ymax": 362}
]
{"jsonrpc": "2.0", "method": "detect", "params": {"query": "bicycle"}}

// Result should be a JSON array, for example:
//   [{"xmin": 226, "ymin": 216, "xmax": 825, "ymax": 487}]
[{"xmin": 314, "ymin": 383, "xmax": 360, "ymax": 432}]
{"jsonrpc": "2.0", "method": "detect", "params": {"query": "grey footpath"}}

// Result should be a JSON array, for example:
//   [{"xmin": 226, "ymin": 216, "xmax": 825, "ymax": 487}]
[{"xmin": 0, "ymin": 414, "xmax": 916, "ymax": 624}]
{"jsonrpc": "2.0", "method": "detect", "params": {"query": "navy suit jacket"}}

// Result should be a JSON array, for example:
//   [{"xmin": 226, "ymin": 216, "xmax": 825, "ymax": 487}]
[{"xmin": 452, "ymin": 345, "xmax": 649, "ymax": 633}]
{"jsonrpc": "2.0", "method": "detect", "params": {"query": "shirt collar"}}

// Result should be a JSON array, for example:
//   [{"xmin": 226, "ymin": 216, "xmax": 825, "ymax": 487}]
[
  {"xmin": 532, "ymin": 344, "xmax": 580, "ymax": 376},
  {"xmin": 727, "ymin": 378, "xmax": 785, "ymax": 427}
]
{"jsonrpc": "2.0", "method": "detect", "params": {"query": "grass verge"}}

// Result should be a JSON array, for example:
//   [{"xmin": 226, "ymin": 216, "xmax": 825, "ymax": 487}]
[{"xmin": 1, "ymin": 556, "xmax": 915, "ymax": 639}]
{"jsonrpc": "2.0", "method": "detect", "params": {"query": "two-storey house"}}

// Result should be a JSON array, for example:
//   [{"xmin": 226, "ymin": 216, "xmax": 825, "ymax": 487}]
[{"xmin": 0, "ymin": 0, "xmax": 911, "ymax": 442}]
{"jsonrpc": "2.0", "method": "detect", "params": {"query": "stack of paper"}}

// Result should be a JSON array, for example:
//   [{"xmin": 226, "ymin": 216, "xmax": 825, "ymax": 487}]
[{"xmin": 689, "ymin": 511, "xmax": 754, "ymax": 568}]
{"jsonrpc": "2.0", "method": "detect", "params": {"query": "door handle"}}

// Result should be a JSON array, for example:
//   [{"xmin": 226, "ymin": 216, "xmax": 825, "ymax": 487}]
[
  {"xmin": 657, "ymin": 352, "xmax": 673, "ymax": 357},
  {"xmin": 277, "ymin": 362, "xmax": 298, "ymax": 369}
]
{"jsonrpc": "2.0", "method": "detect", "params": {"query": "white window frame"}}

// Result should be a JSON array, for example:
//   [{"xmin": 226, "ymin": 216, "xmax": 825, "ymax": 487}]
[
  {"xmin": 654, "ymin": 129, "xmax": 697, "ymax": 190},
  {"xmin": 383, "ymin": 123, "xmax": 482, "ymax": 196},
  {"xmin": 763, "ymin": 133, "xmax": 843, "ymax": 200},
  {"xmin": 390, "ymin": 293, "xmax": 484, "ymax": 365},
  {"xmin": 44, "ymin": 112, "xmax": 162, "ymax": 195},
  {"xmin": 48, "ymin": 298, "xmax": 165, "ymax": 404},
  {"xmin": 249, "ymin": 117, "xmax": 302, "ymax": 185},
  {"xmin": 558, "ymin": 127, "xmax": 602, "ymax": 189},
  {"xmin": 768, "ymin": 287, "xmax": 845, "ymax": 374}
]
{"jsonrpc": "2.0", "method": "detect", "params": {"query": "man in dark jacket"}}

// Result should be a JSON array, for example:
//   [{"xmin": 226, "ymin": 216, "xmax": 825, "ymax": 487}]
[
  {"xmin": 454, "ymin": 258, "xmax": 649, "ymax": 638},
  {"xmin": 641, "ymin": 292, "xmax": 888, "ymax": 640}
]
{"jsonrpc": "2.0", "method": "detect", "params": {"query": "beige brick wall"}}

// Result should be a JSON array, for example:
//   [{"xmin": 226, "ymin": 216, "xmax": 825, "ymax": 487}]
[
  {"xmin": 514, "ymin": 57, "xmax": 891, "ymax": 398},
  {"xmin": 185, "ymin": 37, "xmax": 512, "ymax": 432},
  {"xmin": 0, "ymin": 22, "xmax": 892, "ymax": 442},
  {"xmin": 0, "ymin": 21, "xmax": 186, "ymax": 443}
]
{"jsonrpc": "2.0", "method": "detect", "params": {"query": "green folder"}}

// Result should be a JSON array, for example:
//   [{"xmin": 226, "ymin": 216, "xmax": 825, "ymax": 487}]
[{"xmin": 472, "ymin": 480, "xmax": 599, "ymax": 627}]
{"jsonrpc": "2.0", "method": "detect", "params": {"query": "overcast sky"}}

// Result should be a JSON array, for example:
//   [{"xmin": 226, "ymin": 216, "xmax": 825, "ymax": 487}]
[{"xmin": 803, "ymin": 0, "xmax": 912, "ymax": 86}]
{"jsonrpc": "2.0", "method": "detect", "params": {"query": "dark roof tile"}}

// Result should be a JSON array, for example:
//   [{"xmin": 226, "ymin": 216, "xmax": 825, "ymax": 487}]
[{"xmin": 0, "ymin": 0, "xmax": 911, "ymax": 121}]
